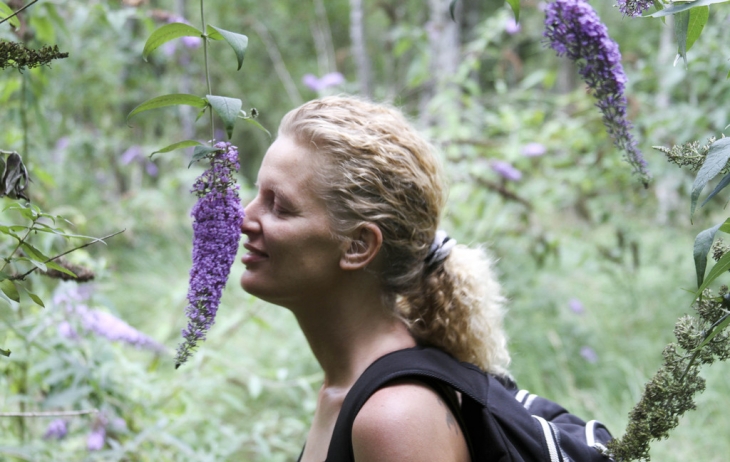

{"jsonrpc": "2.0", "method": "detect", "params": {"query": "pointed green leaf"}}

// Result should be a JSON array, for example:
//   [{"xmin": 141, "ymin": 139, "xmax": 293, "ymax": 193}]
[
  {"xmin": 206, "ymin": 95, "xmax": 242, "ymax": 139},
  {"xmin": 208, "ymin": 25, "xmax": 248, "ymax": 71},
  {"xmin": 507, "ymin": 0, "xmax": 520, "ymax": 22},
  {"xmin": 650, "ymin": 0, "xmax": 729, "ymax": 17},
  {"xmin": 150, "ymin": 140, "xmax": 203, "ymax": 158},
  {"xmin": 674, "ymin": 10, "xmax": 689, "ymax": 67},
  {"xmin": 693, "ymin": 219, "xmax": 730, "ymax": 287},
  {"xmin": 690, "ymin": 137, "xmax": 730, "ymax": 221},
  {"xmin": 18, "ymin": 257, "xmax": 47, "ymax": 272},
  {"xmin": 142, "ymin": 22, "xmax": 203, "ymax": 61},
  {"xmin": 45, "ymin": 261, "xmax": 77, "ymax": 278},
  {"xmin": 21, "ymin": 242, "xmax": 49, "ymax": 262},
  {"xmin": 188, "ymin": 146, "xmax": 223, "ymax": 168},
  {"xmin": 127, "ymin": 94, "xmax": 207, "ymax": 122},
  {"xmin": 25, "ymin": 289, "xmax": 44, "ymax": 308},
  {"xmin": 241, "ymin": 117, "xmax": 272, "ymax": 139},
  {"xmin": 0, "ymin": 1, "xmax": 20, "ymax": 28},
  {"xmin": 696, "ymin": 251, "xmax": 730, "ymax": 296},
  {"xmin": 0, "ymin": 280, "xmax": 19, "ymax": 303},
  {"xmin": 0, "ymin": 271, "xmax": 11, "ymax": 281},
  {"xmin": 686, "ymin": 6, "xmax": 709, "ymax": 52},
  {"xmin": 700, "ymin": 171, "xmax": 730, "ymax": 208}
]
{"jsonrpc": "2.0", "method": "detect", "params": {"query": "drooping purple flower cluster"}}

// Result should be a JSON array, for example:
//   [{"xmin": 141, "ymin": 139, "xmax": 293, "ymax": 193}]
[
  {"xmin": 491, "ymin": 160, "xmax": 523, "ymax": 181},
  {"xmin": 87, "ymin": 426, "xmax": 106, "ymax": 451},
  {"xmin": 175, "ymin": 142, "xmax": 244, "ymax": 368},
  {"xmin": 544, "ymin": 0, "xmax": 650, "ymax": 185},
  {"xmin": 54, "ymin": 284, "xmax": 165, "ymax": 353},
  {"xmin": 616, "ymin": 0, "xmax": 654, "ymax": 17},
  {"xmin": 43, "ymin": 419, "xmax": 68, "ymax": 440}
]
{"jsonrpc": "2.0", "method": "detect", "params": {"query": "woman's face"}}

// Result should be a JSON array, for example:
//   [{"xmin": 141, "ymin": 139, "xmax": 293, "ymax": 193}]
[{"xmin": 240, "ymin": 135, "xmax": 346, "ymax": 307}]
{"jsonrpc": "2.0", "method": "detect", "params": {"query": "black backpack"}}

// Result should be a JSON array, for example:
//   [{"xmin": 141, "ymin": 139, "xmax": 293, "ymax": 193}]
[{"xmin": 325, "ymin": 346, "xmax": 613, "ymax": 461}]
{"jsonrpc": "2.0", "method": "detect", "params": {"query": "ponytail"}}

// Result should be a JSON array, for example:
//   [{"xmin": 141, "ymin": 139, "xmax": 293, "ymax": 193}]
[{"xmin": 400, "ymin": 245, "xmax": 511, "ymax": 377}]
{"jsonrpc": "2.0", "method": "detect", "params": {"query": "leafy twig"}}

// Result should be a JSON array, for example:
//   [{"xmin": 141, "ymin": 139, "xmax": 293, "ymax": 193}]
[{"xmin": 0, "ymin": 0, "xmax": 39, "ymax": 27}]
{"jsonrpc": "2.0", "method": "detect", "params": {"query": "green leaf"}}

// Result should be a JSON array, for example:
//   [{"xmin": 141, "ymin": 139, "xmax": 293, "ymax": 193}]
[
  {"xmin": 26, "ymin": 290, "xmax": 44, "ymax": 308},
  {"xmin": 700, "ymin": 171, "xmax": 730, "ymax": 208},
  {"xmin": 696, "ymin": 251, "xmax": 730, "ymax": 296},
  {"xmin": 206, "ymin": 95, "xmax": 242, "ymax": 139},
  {"xmin": 18, "ymin": 256, "xmax": 47, "ymax": 272},
  {"xmin": 45, "ymin": 261, "xmax": 77, "ymax": 278},
  {"xmin": 649, "ymin": 0, "xmax": 729, "ymax": 17},
  {"xmin": 690, "ymin": 137, "xmax": 730, "ymax": 221},
  {"xmin": 0, "ymin": 1, "xmax": 20, "ymax": 29},
  {"xmin": 674, "ymin": 10, "xmax": 690, "ymax": 67},
  {"xmin": 127, "ymin": 94, "xmax": 207, "ymax": 122},
  {"xmin": 693, "ymin": 219, "xmax": 730, "ymax": 288},
  {"xmin": 0, "ymin": 271, "xmax": 11, "ymax": 281},
  {"xmin": 20, "ymin": 242, "xmax": 49, "ymax": 262},
  {"xmin": 0, "ymin": 280, "xmax": 19, "ymax": 303},
  {"xmin": 188, "ymin": 146, "xmax": 223, "ymax": 168},
  {"xmin": 686, "ymin": 6, "xmax": 709, "ymax": 52},
  {"xmin": 449, "ymin": 0, "xmax": 458, "ymax": 21},
  {"xmin": 207, "ymin": 25, "xmax": 248, "ymax": 71},
  {"xmin": 142, "ymin": 22, "xmax": 203, "ymax": 61},
  {"xmin": 241, "ymin": 117, "xmax": 272, "ymax": 139},
  {"xmin": 0, "ymin": 347, "xmax": 9, "ymax": 357},
  {"xmin": 150, "ymin": 140, "xmax": 203, "ymax": 158},
  {"xmin": 506, "ymin": 0, "xmax": 520, "ymax": 23}
]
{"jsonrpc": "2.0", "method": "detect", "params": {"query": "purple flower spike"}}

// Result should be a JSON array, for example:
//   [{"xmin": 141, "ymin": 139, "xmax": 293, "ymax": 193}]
[
  {"xmin": 580, "ymin": 346, "xmax": 598, "ymax": 363},
  {"xmin": 544, "ymin": 0, "xmax": 650, "ymax": 185},
  {"xmin": 87, "ymin": 427, "xmax": 106, "ymax": 451},
  {"xmin": 491, "ymin": 160, "xmax": 522, "ymax": 181},
  {"xmin": 175, "ymin": 142, "xmax": 244, "ymax": 368},
  {"xmin": 522, "ymin": 142, "xmax": 547, "ymax": 157},
  {"xmin": 78, "ymin": 306, "xmax": 165, "ymax": 353},
  {"xmin": 616, "ymin": 0, "xmax": 654, "ymax": 17},
  {"xmin": 44, "ymin": 419, "xmax": 68, "ymax": 440}
]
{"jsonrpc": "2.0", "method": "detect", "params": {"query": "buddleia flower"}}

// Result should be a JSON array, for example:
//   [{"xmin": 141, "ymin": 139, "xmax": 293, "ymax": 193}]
[
  {"xmin": 175, "ymin": 142, "xmax": 244, "ymax": 368},
  {"xmin": 544, "ymin": 0, "xmax": 650, "ymax": 185},
  {"xmin": 616, "ymin": 0, "xmax": 654, "ymax": 17}
]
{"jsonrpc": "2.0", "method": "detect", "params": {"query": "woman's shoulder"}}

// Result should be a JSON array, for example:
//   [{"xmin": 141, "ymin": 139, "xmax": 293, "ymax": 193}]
[{"xmin": 351, "ymin": 379, "xmax": 470, "ymax": 462}]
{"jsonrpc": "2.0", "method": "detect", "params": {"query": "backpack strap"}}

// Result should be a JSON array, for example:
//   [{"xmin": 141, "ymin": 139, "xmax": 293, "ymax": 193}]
[{"xmin": 324, "ymin": 346, "xmax": 544, "ymax": 462}]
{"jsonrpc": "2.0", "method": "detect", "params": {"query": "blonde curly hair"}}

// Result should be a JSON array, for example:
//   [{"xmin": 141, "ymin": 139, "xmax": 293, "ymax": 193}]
[{"xmin": 279, "ymin": 95, "xmax": 510, "ymax": 377}]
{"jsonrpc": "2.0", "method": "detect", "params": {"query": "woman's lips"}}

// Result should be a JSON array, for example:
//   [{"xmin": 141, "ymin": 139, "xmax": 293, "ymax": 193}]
[{"xmin": 242, "ymin": 243, "xmax": 268, "ymax": 265}]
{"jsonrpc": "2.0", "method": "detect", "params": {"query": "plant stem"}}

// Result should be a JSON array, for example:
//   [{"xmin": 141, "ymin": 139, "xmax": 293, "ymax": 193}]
[
  {"xmin": 0, "ymin": 409, "xmax": 98, "ymax": 418},
  {"xmin": 21, "ymin": 73, "xmax": 28, "ymax": 162},
  {"xmin": 200, "ymin": 0, "xmax": 214, "ymax": 141},
  {"xmin": 0, "ymin": 0, "xmax": 39, "ymax": 26},
  {"xmin": 0, "ymin": 224, "xmax": 34, "ymax": 274}
]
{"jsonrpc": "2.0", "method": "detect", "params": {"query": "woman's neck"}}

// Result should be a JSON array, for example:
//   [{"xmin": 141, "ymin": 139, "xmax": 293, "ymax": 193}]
[{"xmin": 293, "ymin": 286, "xmax": 416, "ymax": 390}]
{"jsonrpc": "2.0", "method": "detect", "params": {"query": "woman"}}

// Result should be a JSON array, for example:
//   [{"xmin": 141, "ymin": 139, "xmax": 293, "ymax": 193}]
[{"xmin": 240, "ymin": 96, "xmax": 510, "ymax": 461}]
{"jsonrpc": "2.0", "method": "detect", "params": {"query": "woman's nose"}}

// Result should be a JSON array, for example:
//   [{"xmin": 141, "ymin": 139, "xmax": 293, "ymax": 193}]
[{"xmin": 241, "ymin": 199, "xmax": 260, "ymax": 235}]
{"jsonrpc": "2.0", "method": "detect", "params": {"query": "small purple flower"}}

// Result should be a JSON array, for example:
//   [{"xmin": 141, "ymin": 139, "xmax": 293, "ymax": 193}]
[
  {"xmin": 182, "ymin": 35, "xmax": 202, "ymax": 49},
  {"xmin": 505, "ymin": 17, "xmax": 521, "ymax": 35},
  {"xmin": 491, "ymin": 160, "xmax": 522, "ymax": 181},
  {"xmin": 580, "ymin": 346, "xmax": 598, "ymax": 363},
  {"xmin": 175, "ymin": 142, "xmax": 244, "ymax": 368},
  {"xmin": 57, "ymin": 320, "xmax": 78, "ymax": 339},
  {"xmin": 615, "ymin": 0, "xmax": 653, "ymax": 17},
  {"xmin": 522, "ymin": 142, "xmax": 547, "ymax": 157},
  {"xmin": 44, "ymin": 419, "xmax": 68, "ymax": 440},
  {"xmin": 568, "ymin": 298, "xmax": 585, "ymax": 315},
  {"xmin": 544, "ymin": 0, "xmax": 650, "ymax": 185},
  {"xmin": 302, "ymin": 72, "xmax": 345, "ymax": 92},
  {"xmin": 87, "ymin": 426, "xmax": 106, "ymax": 451}
]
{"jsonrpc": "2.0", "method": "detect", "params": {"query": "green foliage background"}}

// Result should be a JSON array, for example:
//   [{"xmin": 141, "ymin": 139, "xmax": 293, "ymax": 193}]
[{"xmin": 2, "ymin": 0, "xmax": 730, "ymax": 460}]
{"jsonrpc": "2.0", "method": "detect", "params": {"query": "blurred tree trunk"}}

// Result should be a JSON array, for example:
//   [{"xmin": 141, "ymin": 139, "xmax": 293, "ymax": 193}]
[
  {"xmin": 420, "ymin": 0, "xmax": 461, "ymax": 127},
  {"xmin": 350, "ymin": 0, "xmax": 372, "ymax": 97}
]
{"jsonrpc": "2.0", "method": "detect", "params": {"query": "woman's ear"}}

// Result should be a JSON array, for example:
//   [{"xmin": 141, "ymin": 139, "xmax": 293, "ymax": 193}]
[{"xmin": 340, "ymin": 223, "xmax": 382, "ymax": 271}]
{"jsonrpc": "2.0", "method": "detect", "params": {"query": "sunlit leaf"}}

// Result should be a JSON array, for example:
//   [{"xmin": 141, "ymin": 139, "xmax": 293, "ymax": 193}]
[
  {"xmin": 127, "ymin": 94, "xmax": 207, "ymax": 122},
  {"xmin": 690, "ymin": 137, "xmax": 730, "ymax": 221},
  {"xmin": 206, "ymin": 95, "xmax": 242, "ymax": 139},
  {"xmin": 674, "ymin": 10, "xmax": 689, "ymax": 67},
  {"xmin": 686, "ymin": 6, "xmax": 709, "ymax": 52},
  {"xmin": 695, "ymin": 251, "xmax": 730, "ymax": 297},
  {"xmin": 207, "ymin": 25, "xmax": 248, "ymax": 71},
  {"xmin": 150, "ymin": 140, "xmax": 203, "ymax": 158},
  {"xmin": 506, "ymin": 0, "xmax": 520, "ymax": 22},
  {"xmin": 45, "ymin": 261, "xmax": 77, "ymax": 278},
  {"xmin": 650, "ymin": 0, "xmax": 729, "ymax": 17},
  {"xmin": 142, "ymin": 22, "xmax": 203, "ymax": 61},
  {"xmin": 0, "ymin": 1, "xmax": 20, "ymax": 29},
  {"xmin": 21, "ymin": 242, "xmax": 49, "ymax": 262}
]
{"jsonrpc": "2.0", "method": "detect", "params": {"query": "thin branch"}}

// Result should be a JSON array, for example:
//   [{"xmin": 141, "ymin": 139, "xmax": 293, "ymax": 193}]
[
  {"xmin": 0, "ymin": 0, "xmax": 38, "ymax": 26},
  {"xmin": 473, "ymin": 177, "xmax": 533, "ymax": 209},
  {"xmin": 11, "ymin": 229, "xmax": 125, "ymax": 281},
  {"xmin": 0, "ymin": 409, "xmax": 98, "ymax": 418}
]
